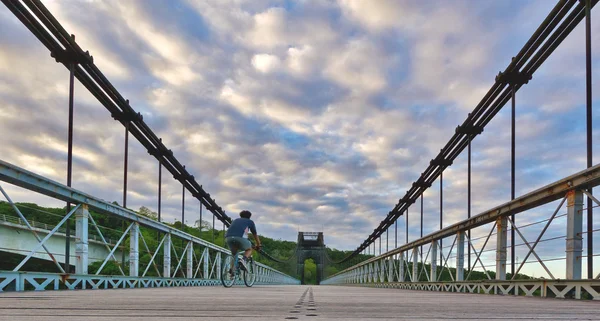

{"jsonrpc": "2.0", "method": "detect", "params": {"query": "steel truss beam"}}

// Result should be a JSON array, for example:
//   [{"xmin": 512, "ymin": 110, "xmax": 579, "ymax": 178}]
[
  {"xmin": 511, "ymin": 196, "xmax": 566, "ymax": 280},
  {"xmin": 87, "ymin": 212, "xmax": 125, "ymax": 275},
  {"xmin": 345, "ymin": 0, "xmax": 599, "ymax": 263},
  {"xmin": 0, "ymin": 160, "xmax": 227, "ymax": 253},
  {"xmin": 0, "ymin": 0, "xmax": 231, "ymax": 227},
  {"xmin": 0, "ymin": 271, "xmax": 298, "ymax": 292},
  {"xmin": 325, "ymin": 280, "xmax": 600, "ymax": 300},
  {"xmin": 327, "ymin": 163, "xmax": 600, "ymax": 278},
  {"xmin": 0, "ymin": 160, "xmax": 298, "ymax": 284},
  {"xmin": 0, "ymin": 185, "xmax": 67, "ymax": 273}
]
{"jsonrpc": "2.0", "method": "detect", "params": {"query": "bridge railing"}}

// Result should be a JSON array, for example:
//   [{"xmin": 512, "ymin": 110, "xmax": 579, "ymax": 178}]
[
  {"xmin": 321, "ymin": 164, "xmax": 600, "ymax": 299},
  {"xmin": 0, "ymin": 212, "xmax": 118, "ymax": 246},
  {"xmin": 0, "ymin": 160, "xmax": 299, "ymax": 291}
]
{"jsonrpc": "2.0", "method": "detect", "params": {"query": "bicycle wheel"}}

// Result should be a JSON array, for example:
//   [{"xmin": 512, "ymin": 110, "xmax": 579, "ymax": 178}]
[
  {"xmin": 243, "ymin": 257, "xmax": 256, "ymax": 287},
  {"xmin": 221, "ymin": 256, "xmax": 235, "ymax": 288}
]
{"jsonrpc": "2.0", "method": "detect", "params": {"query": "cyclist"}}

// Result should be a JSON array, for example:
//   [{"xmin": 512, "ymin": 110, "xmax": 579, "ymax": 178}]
[{"xmin": 225, "ymin": 210, "xmax": 261, "ymax": 275}]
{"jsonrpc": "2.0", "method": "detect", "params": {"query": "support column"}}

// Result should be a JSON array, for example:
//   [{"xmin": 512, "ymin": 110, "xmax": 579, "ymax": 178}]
[
  {"xmin": 187, "ymin": 241, "xmax": 193, "ymax": 278},
  {"xmin": 216, "ymin": 252, "xmax": 222, "ymax": 281},
  {"xmin": 129, "ymin": 222, "xmax": 139, "ymax": 277},
  {"xmin": 75, "ymin": 204, "xmax": 89, "ymax": 274},
  {"xmin": 566, "ymin": 190, "xmax": 583, "ymax": 279},
  {"xmin": 388, "ymin": 256, "xmax": 394, "ymax": 282},
  {"xmin": 412, "ymin": 247, "xmax": 418, "ymax": 282},
  {"xmin": 496, "ymin": 216, "xmax": 507, "ymax": 280},
  {"xmin": 163, "ymin": 233, "xmax": 171, "ymax": 278},
  {"xmin": 203, "ymin": 248, "xmax": 209, "ymax": 279},
  {"xmin": 456, "ymin": 231, "xmax": 465, "ymax": 281},
  {"xmin": 431, "ymin": 241, "xmax": 438, "ymax": 282},
  {"xmin": 398, "ymin": 252, "xmax": 405, "ymax": 282}
]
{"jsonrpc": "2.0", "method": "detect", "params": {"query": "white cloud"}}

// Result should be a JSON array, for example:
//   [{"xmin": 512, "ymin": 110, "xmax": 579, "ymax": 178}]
[
  {"xmin": 0, "ymin": 0, "xmax": 598, "ymax": 280},
  {"xmin": 247, "ymin": 7, "xmax": 288, "ymax": 48},
  {"xmin": 324, "ymin": 38, "xmax": 388, "ymax": 94},
  {"xmin": 251, "ymin": 53, "xmax": 281, "ymax": 73},
  {"xmin": 338, "ymin": 0, "xmax": 418, "ymax": 31},
  {"xmin": 286, "ymin": 45, "xmax": 317, "ymax": 76}
]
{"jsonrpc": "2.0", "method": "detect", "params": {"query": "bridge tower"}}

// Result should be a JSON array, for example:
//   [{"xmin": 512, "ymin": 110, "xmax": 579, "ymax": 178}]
[{"xmin": 297, "ymin": 232, "xmax": 326, "ymax": 285}]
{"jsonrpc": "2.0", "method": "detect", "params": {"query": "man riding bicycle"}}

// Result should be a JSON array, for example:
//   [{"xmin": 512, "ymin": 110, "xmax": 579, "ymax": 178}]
[{"xmin": 225, "ymin": 210, "xmax": 262, "ymax": 275}]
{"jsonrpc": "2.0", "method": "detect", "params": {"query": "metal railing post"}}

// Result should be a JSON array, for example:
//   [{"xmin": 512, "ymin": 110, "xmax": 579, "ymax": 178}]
[
  {"xmin": 456, "ymin": 231, "xmax": 465, "ymax": 281},
  {"xmin": 398, "ymin": 252, "xmax": 404, "ymax": 282},
  {"xmin": 75, "ymin": 204, "xmax": 89, "ymax": 275},
  {"xmin": 430, "ymin": 240, "xmax": 437, "ymax": 282},
  {"xmin": 412, "ymin": 247, "xmax": 418, "ymax": 282},
  {"xmin": 187, "ymin": 241, "xmax": 193, "ymax": 279},
  {"xmin": 129, "ymin": 222, "xmax": 139, "ymax": 277},
  {"xmin": 203, "ymin": 248, "xmax": 209, "ymax": 279},
  {"xmin": 496, "ymin": 216, "xmax": 508, "ymax": 280},
  {"xmin": 388, "ymin": 256, "xmax": 394, "ymax": 282},
  {"xmin": 566, "ymin": 190, "xmax": 583, "ymax": 279},
  {"xmin": 163, "ymin": 233, "xmax": 171, "ymax": 278}
]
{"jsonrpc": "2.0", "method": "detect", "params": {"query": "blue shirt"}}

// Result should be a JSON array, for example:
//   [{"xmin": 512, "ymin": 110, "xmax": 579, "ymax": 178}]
[{"xmin": 226, "ymin": 218, "xmax": 257, "ymax": 238}]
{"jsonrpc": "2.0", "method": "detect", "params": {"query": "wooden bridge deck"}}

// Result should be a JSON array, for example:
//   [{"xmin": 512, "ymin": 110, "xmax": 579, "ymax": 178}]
[{"xmin": 0, "ymin": 285, "xmax": 598, "ymax": 320}]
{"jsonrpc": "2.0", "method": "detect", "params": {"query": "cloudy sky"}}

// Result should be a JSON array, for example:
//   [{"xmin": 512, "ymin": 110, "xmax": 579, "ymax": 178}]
[{"xmin": 0, "ymin": 0, "xmax": 599, "ymax": 277}]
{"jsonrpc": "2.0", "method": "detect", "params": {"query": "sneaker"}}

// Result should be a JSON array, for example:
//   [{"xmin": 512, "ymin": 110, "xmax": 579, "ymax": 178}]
[{"xmin": 239, "ymin": 257, "xmax": 249, "ymax": 271}]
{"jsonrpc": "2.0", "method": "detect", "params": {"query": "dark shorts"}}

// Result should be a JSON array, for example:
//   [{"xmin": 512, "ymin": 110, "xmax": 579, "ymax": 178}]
[{"xmin": 226, "ymin": 236, "xmax": 251, "ymax": 253}]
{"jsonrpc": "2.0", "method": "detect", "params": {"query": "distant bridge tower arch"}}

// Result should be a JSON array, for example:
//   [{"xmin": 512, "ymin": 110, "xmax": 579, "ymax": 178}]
[{"xmin": 297, "ymin": 232, "xmax": 326, "ymax": 285}]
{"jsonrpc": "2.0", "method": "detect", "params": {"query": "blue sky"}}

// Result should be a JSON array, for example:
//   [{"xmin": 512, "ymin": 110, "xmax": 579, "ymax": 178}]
[{"xmin": 0, "ymin": 0, "xmax": 599, "ymax": 278}]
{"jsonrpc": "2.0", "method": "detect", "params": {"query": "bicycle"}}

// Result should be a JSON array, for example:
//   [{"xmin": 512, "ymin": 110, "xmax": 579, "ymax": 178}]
[{"xmin": 221, "ymin": 246, "xmax": 258, "ymax": 287}]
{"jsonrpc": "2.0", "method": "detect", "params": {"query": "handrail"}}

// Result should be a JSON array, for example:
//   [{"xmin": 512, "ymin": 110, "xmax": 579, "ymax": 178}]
[{"xmin": 326, "ymin": 163, "xmax": 600, "ymax": 279}]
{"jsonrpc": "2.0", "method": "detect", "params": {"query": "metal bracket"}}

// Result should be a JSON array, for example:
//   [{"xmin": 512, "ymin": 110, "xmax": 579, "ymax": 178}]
[
  {"xmin": 430, "ymin": 155, "xmax": 453, "ymax": 167},
  {"xmin": 400, "ymin": 196, "xmax": 416, "ymax": 205},
  {"xmin": 413, "ymin": 177, "xmax": 432, "ymax": 189},
  {"xmin": 111, "ymin": 109, "xmax": 143, "ymax": 123},
  {"xmin": 495, "ymin": 69, "xmax": 532, "ymax": 86},
  {"xmin": 455, "ymin": 125, "xmax": 484, "ymax": 135},
  {"xmin": 51, "ymin": 48, "xmax": 93, "ymax": 65}
]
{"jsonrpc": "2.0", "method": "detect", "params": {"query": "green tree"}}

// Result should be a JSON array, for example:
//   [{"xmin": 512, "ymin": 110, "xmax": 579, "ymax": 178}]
[
  {"xmin": 304, "ymin": 258, "xmax": 317, "ymax": 284},
  {"xmin": 138, "ymin": 206, "xmax": 158, "ymax": 220},
  {"xmin": 194, "ymin": 219, "xmax": 211, "ymax": 230}
]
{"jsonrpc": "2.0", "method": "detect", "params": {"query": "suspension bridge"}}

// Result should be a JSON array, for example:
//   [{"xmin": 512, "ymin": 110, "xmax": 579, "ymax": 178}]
[{"xmin": 1, "ymin": 0, "xmax": 600, "ymax": 319}]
